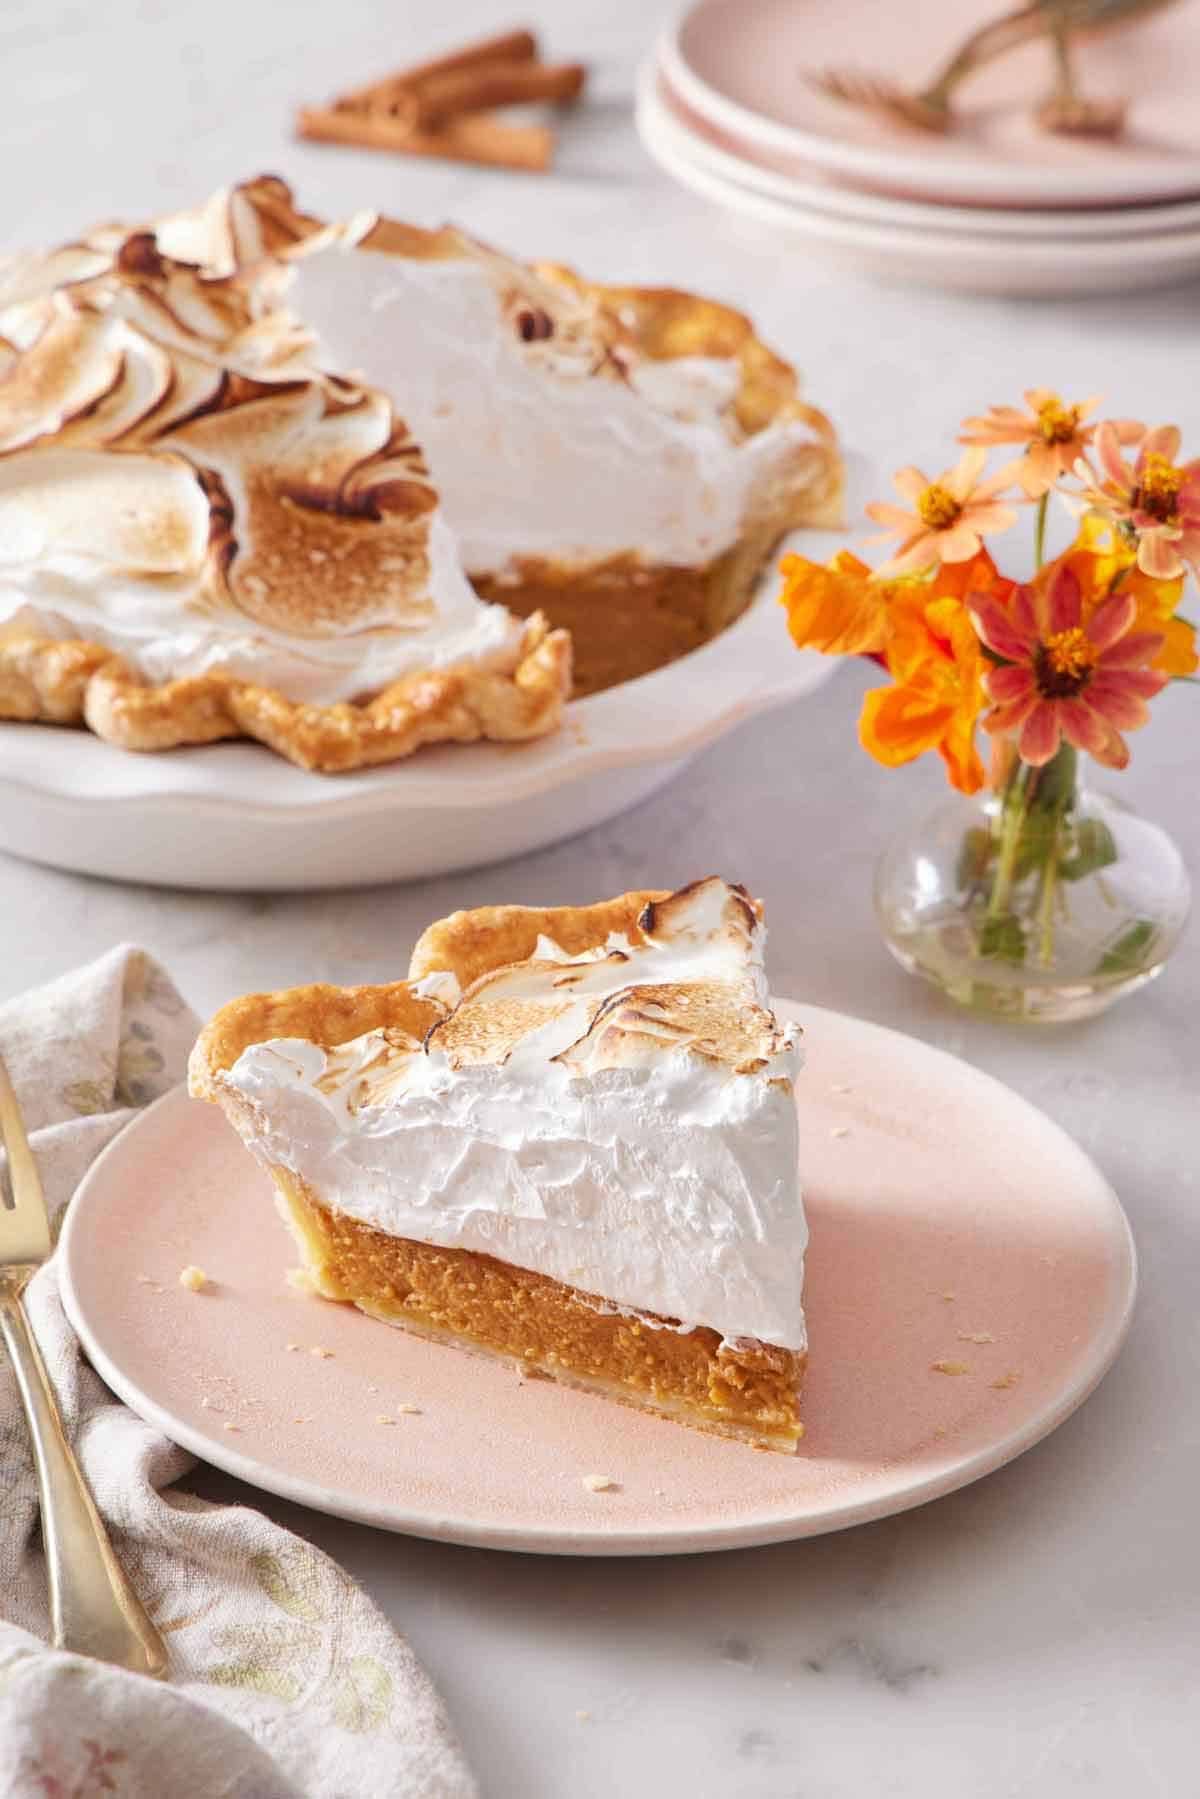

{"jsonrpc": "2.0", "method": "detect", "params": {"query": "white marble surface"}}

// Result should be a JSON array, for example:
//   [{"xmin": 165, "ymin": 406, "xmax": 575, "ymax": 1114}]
[{"xmin": 4, "ymin": 2, "xmax": 1199, "ymax": 1793}]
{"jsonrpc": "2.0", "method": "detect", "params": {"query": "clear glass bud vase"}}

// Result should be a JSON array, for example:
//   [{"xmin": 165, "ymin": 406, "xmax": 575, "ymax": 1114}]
[{"xmin": 874, "ymin": 743, "xmax": 1191, "ymax": 1022}]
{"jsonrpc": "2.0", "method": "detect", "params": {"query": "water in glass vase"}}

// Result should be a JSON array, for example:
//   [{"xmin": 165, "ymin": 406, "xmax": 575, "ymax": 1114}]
[{"xmin": 875, "ymin": 745, "xmax": 1190, "ymax": 1022}]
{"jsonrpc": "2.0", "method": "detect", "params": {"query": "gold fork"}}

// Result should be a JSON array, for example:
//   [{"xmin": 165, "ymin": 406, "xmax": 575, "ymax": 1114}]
[
  {"xmin": 809, "ymin": 0, "xmax": 1176, "ymax": 138},
  {"xmin": 0, "ymin": 1052, "xmax": 167, "ymax": 1677}
]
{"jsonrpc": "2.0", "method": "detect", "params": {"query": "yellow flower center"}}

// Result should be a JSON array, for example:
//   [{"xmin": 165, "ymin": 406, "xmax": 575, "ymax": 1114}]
[
  {"xmin": 1035, "ymin": 627, "xmax": 1097, "ymax": 698},
  {"xmin": 1036, "ymin": 396, "xmax": 1080, "ymax": 445},
  {"xmin": 917, "ymin": 483, "xmax": 963, "ymax": 531},
  {"xmin": 1133, "ymin": 452, "xmax": 1184, "ymax": 523}
]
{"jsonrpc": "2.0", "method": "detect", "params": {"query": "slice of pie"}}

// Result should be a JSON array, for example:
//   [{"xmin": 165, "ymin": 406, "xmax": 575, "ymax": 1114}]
[
  {"xmin": 189, "ymin": 877, "xmax": 808, "ymax": 1451},
  {"xmin": 0, "ymin": 221, "xmax": 569, "ymax": 771},
  {"xmin": 138, "ymin": 175, "xmax": 843, "ymax": 697}
]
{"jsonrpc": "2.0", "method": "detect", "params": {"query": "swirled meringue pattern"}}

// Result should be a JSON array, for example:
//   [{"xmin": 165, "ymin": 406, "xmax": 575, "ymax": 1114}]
[{"xmin": 0, "ymin": 225, "xmax": 522, "ymax": 707}]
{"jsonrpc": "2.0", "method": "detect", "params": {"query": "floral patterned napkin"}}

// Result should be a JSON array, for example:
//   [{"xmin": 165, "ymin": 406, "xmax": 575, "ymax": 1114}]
[{"xmin": 0, "ymin": 947, "xmax": 476, "ymax": 1799}]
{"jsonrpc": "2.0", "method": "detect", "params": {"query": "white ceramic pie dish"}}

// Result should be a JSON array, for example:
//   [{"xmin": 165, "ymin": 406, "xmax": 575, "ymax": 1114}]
[{"xmin": 0, "ymin": 564, "xmax": 833, "ymax": 890}]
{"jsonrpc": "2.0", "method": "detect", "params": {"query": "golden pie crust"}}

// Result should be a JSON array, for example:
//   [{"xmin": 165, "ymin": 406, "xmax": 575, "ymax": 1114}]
[{"xmin": 0, "ymin": 613, "xmax": 570, "ymax": 773}]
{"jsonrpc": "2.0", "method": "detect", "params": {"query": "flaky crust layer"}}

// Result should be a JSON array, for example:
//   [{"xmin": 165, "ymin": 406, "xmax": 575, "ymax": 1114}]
[
  {"xmin": 407, "ymin": 889, "xmax": 669, "ymax": 989},
  {"xmin": 0, "ymin": 613, "xmax": 570, "ymax": 773},
  {"xmin": 189, "ymin": 979, "xmax": 445, "ymax": 1096}
]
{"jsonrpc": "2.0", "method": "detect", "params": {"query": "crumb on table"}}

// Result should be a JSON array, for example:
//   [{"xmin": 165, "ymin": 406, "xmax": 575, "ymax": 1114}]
[
  {"xmin": 931, "ymin": 1360, "xmax": 971, "ymax": 1376},
  {"xmin": 581, "ymin": 1473, "xmax": 617, "ymax": 1493},
  {"xmin": 991, "ymin": 1371, "xmax": 1022, "ymax": 1390},
  {"xmin": 310, "ymin": 1346, "xmax": 334, "ymax": 1359},
  {"xmin": 178, "ymin": 1265, "xmax": 209, "ymax": 1292}
]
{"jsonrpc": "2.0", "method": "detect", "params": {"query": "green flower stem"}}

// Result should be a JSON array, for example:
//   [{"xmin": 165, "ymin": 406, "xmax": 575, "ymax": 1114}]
[
  {"xmin": 1037, "ymin": 823, "xmax": 1060, "ymax": 967},
  {"xmin": 1034, "ymin": 493, "xmax": 1048, "ymax": 570},
  {"xmin": 983, "ymin": 745, "xmax": 1078, "ymax": 967},
  {"xmin": 987, "ymin": 763, "xmax": 1031, "ymax": 921}
]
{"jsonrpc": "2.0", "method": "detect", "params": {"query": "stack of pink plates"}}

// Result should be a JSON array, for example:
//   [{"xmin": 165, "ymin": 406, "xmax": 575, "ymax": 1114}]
[{"xmin": 639, "ymin": 0, "xmax": 1200, "ymax": 296}]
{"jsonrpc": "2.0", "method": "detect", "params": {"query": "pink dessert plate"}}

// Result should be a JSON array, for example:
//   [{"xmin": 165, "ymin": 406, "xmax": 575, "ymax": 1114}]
[
  {"xmin": 59, "ymin": 1002, "xmax": 1136, "ymax": 1557},
  {"xmin": 646, "ymin": 58, "xmax": 1200, "ymax": 240},
  {"xmin": 663, "ymin": 0, "xmax": 1200, "ymax": 209}
]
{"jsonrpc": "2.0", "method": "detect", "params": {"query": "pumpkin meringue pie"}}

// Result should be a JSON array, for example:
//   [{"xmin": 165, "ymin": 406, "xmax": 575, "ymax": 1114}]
[
  {"xmin": 0, "ymin": 174, "xmax": 841, "ymax": 765},
  {"xmin": 190, "ymin": 877, "xmax": 808, "ymax": 1452}
]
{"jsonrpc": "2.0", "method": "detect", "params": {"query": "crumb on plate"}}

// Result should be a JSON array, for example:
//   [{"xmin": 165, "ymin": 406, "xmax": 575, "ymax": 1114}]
[
  {"xmin": 931, "ymin": 1360, "xmax": 971, "ymax": 1376},
  {"xmin": 581, "ymin": 1473, "xmax": 617, "ymax": 1493},
  {"xmin": 178, "ymin": 1264, "xmax": 209, "ymax": 1292}
]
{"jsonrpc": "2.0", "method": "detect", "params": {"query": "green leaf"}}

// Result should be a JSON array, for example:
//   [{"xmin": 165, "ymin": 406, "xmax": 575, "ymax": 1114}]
[
  {"xmin": 979, "ymin": 912, "xmax": 1027, "ymax": 964},
  {"xmin": 956, "ymin": 827, "xmax": 993, "ymax": 888},
  {"xmin": 249, "ymin": 1549, "xmax": 324, "ymax": 1622},
  {"xmin": 1058, "ymin": 819, "xmax": 1118, "ymax": 883},
  {"xmin": 1096, "ymin": 919, "xmax": 1158, "ymax": 977},
  {"xmin": 332, "ymin": 1655, "xmax": 395, "ymax": 1733},
  {"xmin": 208, "ymin": 1661, "xmax": 304, "ymax": 1701}
]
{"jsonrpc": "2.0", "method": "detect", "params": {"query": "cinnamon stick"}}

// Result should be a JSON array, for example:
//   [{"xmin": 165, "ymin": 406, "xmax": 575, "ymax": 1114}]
[
  {"xmin": 296, "ymin": 104, "xmax": 554, "ymax": 173},
  {"xmin": 402, "ymin": 60, "xmax": 585, "ymax": 130},
  {"xmin": 334, "ymin": 28, "xmax": 538, "ymax": 114}
]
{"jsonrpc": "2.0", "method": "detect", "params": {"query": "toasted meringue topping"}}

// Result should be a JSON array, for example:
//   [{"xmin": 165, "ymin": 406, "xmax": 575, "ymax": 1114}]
[
  {"xmin": 134, "ymin": 176, "xmax": 827, "ymax": 575},
  {"xmin": 153, "ymin": 174, "xmax": 322, "ymax": 278},
  {"xmin": 0, "ymin": 224, "xmax": 519, "ymax": 704},
  {"xmin": 221, "ymin": 879, "xmax": 807, "ymax": 1347},
  {"xmin": 281, "ymin": 211, "xmax": 825, "ymax": 572}
]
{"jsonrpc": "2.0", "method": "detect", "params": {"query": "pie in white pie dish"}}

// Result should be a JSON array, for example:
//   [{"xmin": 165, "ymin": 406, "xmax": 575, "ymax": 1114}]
[{"xmin": 0, "ymin": 175, "xmax": 841, "ymax": 767}]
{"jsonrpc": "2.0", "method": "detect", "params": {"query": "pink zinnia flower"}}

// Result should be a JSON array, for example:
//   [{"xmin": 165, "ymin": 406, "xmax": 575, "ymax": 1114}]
[
  {"xmin": 969, "ymin": 562, "xmax": 1168, "ymax": 769},
  {"xmin": 960, "ymin": 390, "xmax": 1141, "ymax": 499},
  {"xmin": 866, "ymin": 447, "xmax": 1017, "ymax": 577},
  {"xmin": 1076, "ymin": 423, "xmax": 1200, "ymax": 581}
]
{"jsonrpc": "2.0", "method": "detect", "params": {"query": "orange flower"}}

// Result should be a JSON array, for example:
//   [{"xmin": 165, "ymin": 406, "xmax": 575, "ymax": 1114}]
[
  {"xmin": 1075, "ymin": 423, "xmax": 1200, "ymax": 581},
  {"xmin": 960, "ymin": 389, "xmax": 1140, "ymax": 498},
  {"xmin": 1061, "ymin": 515, "xmax": 1197, "ymax": 678},
  {"xmin": 859, "ymin": 561, "xmax": 994, "ymax": 794},
  {"xmin": 970, "ymin": 560, "xmax": 1169, "ymax": 769},
  {"xmin": 778, "ymin": 550, "xmax": 889, "ymax": 656},
  {"xmin": 866, "ymin": 447, "xmax": 1018, "ymax": 577}
]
